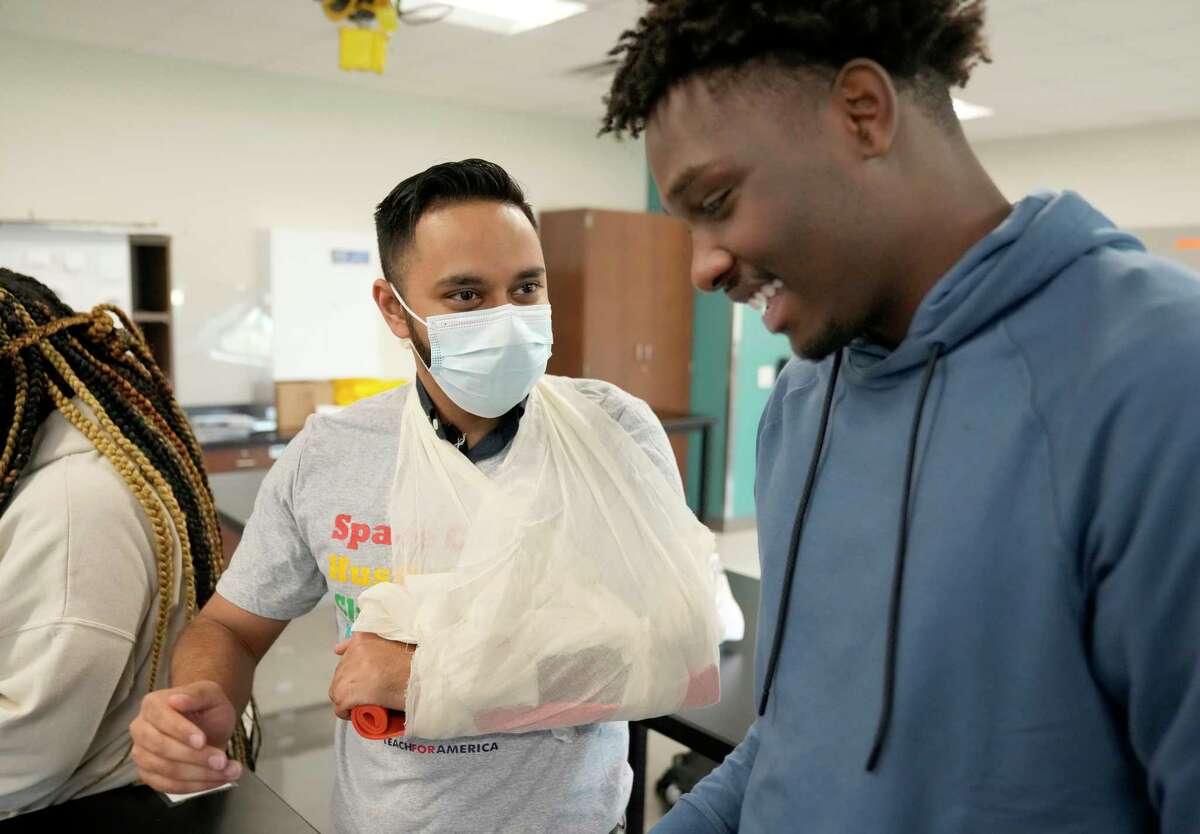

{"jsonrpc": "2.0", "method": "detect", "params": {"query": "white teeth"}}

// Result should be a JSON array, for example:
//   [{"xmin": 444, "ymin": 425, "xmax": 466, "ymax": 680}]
[
  {"xmin": 744, "ymin": 279, "xmax": 784, "ymax": 317},
  {"xmin": 744, "ymin": 280, "xmax": 783, "ymax": 312}
]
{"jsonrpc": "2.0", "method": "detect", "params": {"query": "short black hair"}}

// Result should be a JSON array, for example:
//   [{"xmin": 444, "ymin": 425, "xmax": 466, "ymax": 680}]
[
  {"xmin": 374, "ymin": 159, "xmax": 537, "ymax": 288},
  {"xmin": 602, "ymin": 0, "xmax": 991, "ymax": 137}
]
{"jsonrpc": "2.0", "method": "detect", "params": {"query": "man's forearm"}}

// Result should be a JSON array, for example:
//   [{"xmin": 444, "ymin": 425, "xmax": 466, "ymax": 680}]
[{"xmin": 170, "ymin": 616, "xmax": 260, "ymax": 713}]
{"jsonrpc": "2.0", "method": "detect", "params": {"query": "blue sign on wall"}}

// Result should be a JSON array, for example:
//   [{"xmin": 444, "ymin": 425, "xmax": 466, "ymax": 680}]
[{"xmin": 331, "ymin": 249, "xmax": 370, "ymax": 264}]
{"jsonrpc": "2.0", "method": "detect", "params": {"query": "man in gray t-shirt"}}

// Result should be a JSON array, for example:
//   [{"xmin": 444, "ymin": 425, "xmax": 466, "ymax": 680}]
[{"xmin": 129, "ymin": 160, "xmax": 722, "ymax": 833}]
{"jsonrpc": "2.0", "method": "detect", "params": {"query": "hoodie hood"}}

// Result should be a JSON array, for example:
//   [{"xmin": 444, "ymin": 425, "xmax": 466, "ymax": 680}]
[
  {"xmin": 848, "ymin": 190, "xmax": 1144, "ymax": 380},
  {"xmin": 24, "ymin": 404, "xmax": 97, "ymax": 476}
]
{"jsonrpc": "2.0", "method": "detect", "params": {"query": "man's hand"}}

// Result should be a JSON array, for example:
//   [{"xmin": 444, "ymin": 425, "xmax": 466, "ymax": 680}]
[
  {"xmin": 130, "ymin": 681, "xmax": 242, "ymax": 794},
  {"xmin": 329, "ymin": 632, "xmax": 415, "ymax": 720}
]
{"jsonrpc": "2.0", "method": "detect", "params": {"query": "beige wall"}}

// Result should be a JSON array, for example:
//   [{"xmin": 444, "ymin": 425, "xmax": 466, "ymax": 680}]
[
  {"xmin": 0, "ymin": 35, "xmax": 645, "ymax": 405},
  {"xmin": 974, "ymin": 118, "xmax": 1200, "ymax": 228}
]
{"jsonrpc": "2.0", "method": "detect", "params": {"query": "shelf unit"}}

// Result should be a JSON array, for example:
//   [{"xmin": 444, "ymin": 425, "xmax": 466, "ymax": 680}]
[{"xmin": 129, "ymin": 234, "xmax": 173, "ymax": 381}]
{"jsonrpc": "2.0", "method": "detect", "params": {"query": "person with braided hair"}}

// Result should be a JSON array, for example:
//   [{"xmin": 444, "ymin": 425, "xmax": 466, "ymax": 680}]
[
  {"xmin": 0, "ymin": 269, "xmax": 255, "ymax": 817},
  {"xmin": 603, "ymin": 2, "xmax": 1200, "ymax": 833}
]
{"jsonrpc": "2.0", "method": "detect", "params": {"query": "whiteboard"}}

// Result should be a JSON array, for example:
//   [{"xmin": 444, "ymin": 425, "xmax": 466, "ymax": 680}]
[
  {"xmin": 268, "ymin": 228, "xmax": 412, "ymax": 381},
  {"xmin": 0, "ymin": 225, "xmax": 131, "ymax": 313}
]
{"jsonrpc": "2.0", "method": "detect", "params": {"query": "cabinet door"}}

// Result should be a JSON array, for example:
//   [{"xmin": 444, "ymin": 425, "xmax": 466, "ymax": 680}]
[
  {"xmin": 541, "ymin": 210, "xmax": 588, "ymax": 379},
  {"xmin": 586, "ymin": 213, "xmax": 692, "ymax": 412},
  {"xmin": 583, "ymin": 212, "xmax": 693, "ymax": 482},
  {"xmin": 580, "ymin": 211, "xmax": 652, "ymax": 393},
  {"xmin": 639, "ymin": 213, "xmax": 694, "ymax": 415}
]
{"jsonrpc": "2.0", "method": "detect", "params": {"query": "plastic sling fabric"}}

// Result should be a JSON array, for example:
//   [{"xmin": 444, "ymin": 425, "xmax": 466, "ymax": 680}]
[{"xmin": 352, "ymin": 376, "xmax": 722, "ymax": 740}]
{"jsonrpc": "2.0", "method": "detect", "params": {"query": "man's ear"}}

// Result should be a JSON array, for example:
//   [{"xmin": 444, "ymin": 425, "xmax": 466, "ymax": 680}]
[
  {"xmin": 828, "ymin": 59, "xmax": 900, "ymax": 159},
  {"xmin": 373, "ymin": 278, "xmax": 412, "ymax": 340}
]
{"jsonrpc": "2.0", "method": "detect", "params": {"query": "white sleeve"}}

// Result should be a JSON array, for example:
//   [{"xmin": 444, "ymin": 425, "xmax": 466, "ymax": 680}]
[
  {"xmin": 0, "ymin": 624, "xmax": 137, "ymax": 813},
  {"xmin": 0, "ymin": 452, "xmax": 150, "ymax": 814}
]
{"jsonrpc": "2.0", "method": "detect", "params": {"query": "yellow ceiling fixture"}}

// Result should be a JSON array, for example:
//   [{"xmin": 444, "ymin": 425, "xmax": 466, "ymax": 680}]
[
  {"xmin": 316, "ymin": 2, "xmax": 587, "ymax": 74},
  {"xmin": 317, "ymin": 0, "xmax": 449, "ymax": 75}
]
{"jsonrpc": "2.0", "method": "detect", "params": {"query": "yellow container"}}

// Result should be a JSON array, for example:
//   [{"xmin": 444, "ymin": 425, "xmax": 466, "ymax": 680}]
[
  {"xmin": 332, "ymin": 377, "xmax": 407, "ymax": 406},
  {"xmin": 338, "ymin": 27, "xmax": 388, "ymax": 74},
  {"xmin": 375, "ymin": 2, "xmax": 399, "ymax": 32}
]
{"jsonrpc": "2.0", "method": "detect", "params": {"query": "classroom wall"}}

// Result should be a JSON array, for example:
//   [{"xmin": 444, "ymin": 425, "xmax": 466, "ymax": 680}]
[
  {"xmin": 689, "ymin": 293, "xmax": 734, "ymax": 522},
  {"xmin": 0, "ymin": 34, "xmax": 646, "ymax": 405},
  {"xmin": 725, "ymin": 308, "xmax": 791, "ymax": 521},
  {"xmin": 973, "ymin": 118, "xmax": 1200, "ymax": 228}
]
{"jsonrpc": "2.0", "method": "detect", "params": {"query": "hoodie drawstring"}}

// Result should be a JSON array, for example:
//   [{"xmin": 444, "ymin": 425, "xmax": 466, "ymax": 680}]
[
  {"xmin": 865, "ymin": 342, "xmax": 943, "ymax": 771},
  {"xmin": 758, "ymin": 350, "xmax": 843, "ymax": 717},
  {"xmin": 755, "ymin": 343, "xmax": 945, "ymax": 775}
]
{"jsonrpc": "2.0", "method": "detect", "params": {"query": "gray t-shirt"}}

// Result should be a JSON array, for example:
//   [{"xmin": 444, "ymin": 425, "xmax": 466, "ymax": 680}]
[{"xmin": 217, "ymin": 377, "xmax": 685, "ymax": 834}]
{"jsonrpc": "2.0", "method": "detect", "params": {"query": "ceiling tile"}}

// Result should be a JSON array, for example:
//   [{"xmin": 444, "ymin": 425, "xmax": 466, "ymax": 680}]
[
  {"xmin": 204, "ymin": 0, "xmax": 331, "ymax": 35},
  {"xmin": 1033, "ymin": 0, "xmax": 1200, "ymax": 38},
  {"xmin": 2, "ymin": 0, "xmax": 1197, "ymax": 144},
  {"xmin": 138, "ymin": 10, "xmax": 299, "ymax": 69},
  {"xmin": 1124, "ymin": 20, "xmax": 1200, "ymax": 63},
  {"xmin": 0, "ymin": 0, "xmax": 199, "ymax": 50}
]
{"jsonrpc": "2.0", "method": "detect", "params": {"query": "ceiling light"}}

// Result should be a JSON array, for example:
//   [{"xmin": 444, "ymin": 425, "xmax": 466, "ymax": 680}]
[
  {"xmin": 432, "ymin": 0, "xmax": 587, "ymax": 35},
  {"xmin": 953, "ymin": 97, "xmax": 994, "ymax": 121}
]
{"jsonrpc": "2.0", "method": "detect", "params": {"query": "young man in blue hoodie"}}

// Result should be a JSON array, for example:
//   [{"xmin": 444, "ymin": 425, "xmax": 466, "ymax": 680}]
[{"xmin": 603, "ymin": 2, "xmax": 1200, "ymax": 833}]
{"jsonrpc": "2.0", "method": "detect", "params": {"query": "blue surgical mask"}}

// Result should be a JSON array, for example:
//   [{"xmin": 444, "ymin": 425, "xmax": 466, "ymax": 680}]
[{"xmin": 390, "ymin": 283, "xmax": 553, "ymax": 418}]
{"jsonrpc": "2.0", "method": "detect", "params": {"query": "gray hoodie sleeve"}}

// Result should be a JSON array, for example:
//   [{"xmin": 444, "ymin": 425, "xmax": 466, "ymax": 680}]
[
  {"xmin": 1076, "ymin": 384, "xmax": 1200, "ymax": 830},
  {"xmin": 1029, "ymin": 300, "xmax": 1200, "ymax": 833},
  {"xmin": 652, "ymin": 722, "xmax": 761, "ymax": 833}
]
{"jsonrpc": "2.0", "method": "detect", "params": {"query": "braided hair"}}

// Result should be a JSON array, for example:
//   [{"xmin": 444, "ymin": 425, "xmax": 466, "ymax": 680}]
[
  {"xmin": 0, "ymin": 268, "xmax": 258, "ymax": 771},
  {"xmin": 601, "ymin": 0, "xmax": 991, "ymax": 137}
]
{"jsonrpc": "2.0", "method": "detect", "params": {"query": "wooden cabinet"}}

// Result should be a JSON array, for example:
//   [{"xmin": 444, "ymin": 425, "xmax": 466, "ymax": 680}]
[
  {"xmin": 129, "ymin": 235, "xmax": 173, "ymax": 381},
  {"xmin": 540, "ymin": 209, "xmax": 694, "ymax": 476}
]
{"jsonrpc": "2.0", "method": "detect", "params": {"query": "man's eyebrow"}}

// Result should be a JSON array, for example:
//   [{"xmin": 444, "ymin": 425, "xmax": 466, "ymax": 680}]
[
  {"xmin": 667, "ymin": 162, "xmax": 714, "ymax": 204},
  {"xmin": 435, "ymin": 274, "xmax": 486, "ymax": 289},
  {"xmin": 513, "ymin": 267, "xmax": 547, "ymax": 281}
]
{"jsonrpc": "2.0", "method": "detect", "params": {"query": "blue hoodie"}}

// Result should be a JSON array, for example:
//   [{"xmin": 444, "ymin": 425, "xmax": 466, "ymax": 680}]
[{"xmin": 654, "ymin": 192, "xmax": 1200, "ymax": 833}]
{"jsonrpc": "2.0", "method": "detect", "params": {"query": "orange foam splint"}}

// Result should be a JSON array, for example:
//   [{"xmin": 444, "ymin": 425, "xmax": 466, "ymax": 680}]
[{"xmin": 351, "ymin": 705, "xmax": 406, "ymax": 740}]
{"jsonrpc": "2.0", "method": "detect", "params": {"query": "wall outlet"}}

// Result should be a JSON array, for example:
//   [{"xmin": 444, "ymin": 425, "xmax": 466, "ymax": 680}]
[{"xmin": 757, "ymin": 364, "xmax": 777, "ymax": 389}]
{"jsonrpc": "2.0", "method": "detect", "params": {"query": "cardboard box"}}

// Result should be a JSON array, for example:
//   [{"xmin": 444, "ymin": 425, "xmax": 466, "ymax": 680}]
[{"xmin": 275, "ymin": 380, "xmax": 334, "ymax": 435}]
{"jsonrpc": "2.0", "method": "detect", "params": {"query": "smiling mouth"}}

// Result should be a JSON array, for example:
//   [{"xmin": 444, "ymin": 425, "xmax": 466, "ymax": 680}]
[{"xmin": 746, "ymin": 278, "xmax": 784, "ymax": 313}]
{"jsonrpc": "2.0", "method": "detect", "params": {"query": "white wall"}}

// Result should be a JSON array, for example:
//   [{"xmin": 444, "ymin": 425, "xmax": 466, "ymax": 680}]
[
  {"xmin": 974, "ymin": 118, "xmax": 1200, "ymax": 228},
  {"xmin": 0, "ymin": 35, "xmax": 645, "ymax": 405}
]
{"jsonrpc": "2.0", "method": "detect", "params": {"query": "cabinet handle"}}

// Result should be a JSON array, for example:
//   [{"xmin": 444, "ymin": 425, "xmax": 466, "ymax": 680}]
[
  {"xmin": 645, "ymin": 343, "xmax": 654, "ymax": 362},
  {"xmin": 235, "ymin": 457, "xmax": 258, "ymax": 469},
  {"xmin": 635, "ymin": 344, "xmax": 644, "ymax": 362}
]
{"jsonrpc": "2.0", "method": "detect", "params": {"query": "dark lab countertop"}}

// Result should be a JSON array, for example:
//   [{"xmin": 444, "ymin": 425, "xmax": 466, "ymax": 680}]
[
  {"xmin": 0, "ymin": 773, "xmax": 317, "ymax": 834},
  {"xmin": 199, "ymin": 430, "xmax": 295, "ymax": 450},
  {"xmin": 210, "ymin": 470, "xmax": 268, "ymax": 535}
]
